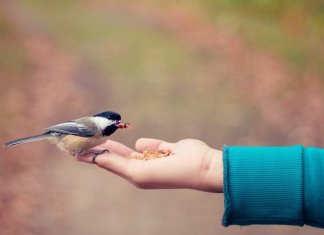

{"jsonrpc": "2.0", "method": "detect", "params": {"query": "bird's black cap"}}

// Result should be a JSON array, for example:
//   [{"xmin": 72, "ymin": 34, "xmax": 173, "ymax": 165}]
[{"xmin": 94, "ymin": 111, "xmax": 121, "ymax": 121}]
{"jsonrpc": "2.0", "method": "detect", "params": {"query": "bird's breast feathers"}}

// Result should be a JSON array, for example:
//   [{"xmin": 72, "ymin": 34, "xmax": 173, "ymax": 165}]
[{"xmin": 51, "ymin": 135, "xmax": 105, "ymax": 154}]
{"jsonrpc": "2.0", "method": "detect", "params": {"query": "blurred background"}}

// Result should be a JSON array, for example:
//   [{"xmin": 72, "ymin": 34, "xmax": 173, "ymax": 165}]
[{"xmin": 0, "ymin": 0, "xmax": 323, "ymax": 234}]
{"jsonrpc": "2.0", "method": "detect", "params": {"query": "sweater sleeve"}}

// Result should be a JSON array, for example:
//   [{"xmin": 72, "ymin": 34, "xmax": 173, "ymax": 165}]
[
  {"xmin": 304, "ymin": 147, "xmax": 324, "ymax": 228},
  {"xmin": 222, "ymin": 145, "xmax": 324, "ymax": 228}
]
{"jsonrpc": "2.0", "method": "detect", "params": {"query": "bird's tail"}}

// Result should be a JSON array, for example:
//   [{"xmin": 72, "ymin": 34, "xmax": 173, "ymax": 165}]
[{"xmin": 3, "ymin": 133, "xmax": 51, "ymax": 147}]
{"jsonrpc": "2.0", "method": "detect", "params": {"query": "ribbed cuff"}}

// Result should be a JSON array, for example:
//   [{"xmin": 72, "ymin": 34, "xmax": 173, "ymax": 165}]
[
  {"xmin": 304, "ymin": 147, "xmax": 324, "ymax": 228},
  {"xmin": 222, "ymin": 145, "xmax": 304, "ymax": 227}
]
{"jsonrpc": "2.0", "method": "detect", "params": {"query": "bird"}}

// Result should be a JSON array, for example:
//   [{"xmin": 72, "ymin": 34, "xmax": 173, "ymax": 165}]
[{"xmin": 3, "ymin": 111, "xmax": 129, "ymax": 160}]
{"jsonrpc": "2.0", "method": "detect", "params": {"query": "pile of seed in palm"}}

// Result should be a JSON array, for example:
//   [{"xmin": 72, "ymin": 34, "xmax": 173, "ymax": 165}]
[{"xmin": 132, "ymin": 148, "xmax": 172, "ymax": 161}]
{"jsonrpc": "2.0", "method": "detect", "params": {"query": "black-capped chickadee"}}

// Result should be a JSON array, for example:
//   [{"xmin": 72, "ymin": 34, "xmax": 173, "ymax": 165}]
[{"xmin": 3, "ymin": 111, "xmax": 130, "ymax": 157}]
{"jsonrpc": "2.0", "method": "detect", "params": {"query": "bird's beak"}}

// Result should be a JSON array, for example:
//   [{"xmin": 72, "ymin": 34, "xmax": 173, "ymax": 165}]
[{"xmin": 116, "ymin": 121, "xmax": 130, "ymax": 129}]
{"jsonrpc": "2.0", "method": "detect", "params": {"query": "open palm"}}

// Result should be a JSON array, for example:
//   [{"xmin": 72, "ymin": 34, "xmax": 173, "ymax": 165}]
[{"xmin": 76, "ymin": 138, "xmax": 223, "ymax": 193}]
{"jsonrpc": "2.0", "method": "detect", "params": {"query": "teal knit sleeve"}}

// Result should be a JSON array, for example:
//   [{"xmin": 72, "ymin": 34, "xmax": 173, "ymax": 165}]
[
  {"xmin": 222, "ymin": 145, "xmax": 324, "ymax": 228},
  {"xmin": 304, "ymin": 147, "xmax": 324, "ymax": 228}
]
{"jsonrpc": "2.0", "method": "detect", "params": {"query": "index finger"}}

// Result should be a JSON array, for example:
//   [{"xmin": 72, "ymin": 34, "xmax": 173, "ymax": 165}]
[{"xmin": 99, "ymin": 140, "xmax": 140, "ymax": 158}]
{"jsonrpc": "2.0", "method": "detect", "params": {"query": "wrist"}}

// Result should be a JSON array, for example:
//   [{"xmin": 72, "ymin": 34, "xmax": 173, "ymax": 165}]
[
  {"xmin": 197, "ymin": 148, "xmax": 223, "ymax": 193},
  {"xmin": 209, "ymin": 148, "xmax": 224, "ymax": 193}
]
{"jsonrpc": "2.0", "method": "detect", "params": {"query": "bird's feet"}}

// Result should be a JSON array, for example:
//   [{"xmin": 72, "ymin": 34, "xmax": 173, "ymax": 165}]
[
  {"xmin": 71, "ymin": 148, "xmax": 109, "ymax": 157},
  {"xmin": 89, "ymin": 149, "xmax": 109, "ymax": 164},
  {"xmin": 90, "ymin": 148, "xmax": 109, "ymax": 156}
]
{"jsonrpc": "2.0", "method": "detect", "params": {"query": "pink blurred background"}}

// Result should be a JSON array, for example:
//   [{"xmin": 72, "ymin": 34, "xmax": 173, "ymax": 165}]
[{"xmin": 0, "ymin": 1, "xmax": 323, "ymax": 234}]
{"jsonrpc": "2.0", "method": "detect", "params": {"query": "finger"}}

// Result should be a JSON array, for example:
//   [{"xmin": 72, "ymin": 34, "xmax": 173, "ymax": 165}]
[
  {"xmin": 99, "ymin": 140, "xmax": 140, "ymax": 157},
  {"xmin": 135, "ymin": 138, "xmax": 175, "ymax": 152},
  {"xmin": 95, "ymin": 153, "xmax": 129, "ymax": 175},
  {"xmin": 76, "ymin": 152, "xmax": 130, "ymax": 178},
  {"xmin": 125, "ymin": 159, "xmax": 186, "ymax": 189},
  {"xmin": 75, "ymin": 152, "xmax": 99, "ymax": 164}
]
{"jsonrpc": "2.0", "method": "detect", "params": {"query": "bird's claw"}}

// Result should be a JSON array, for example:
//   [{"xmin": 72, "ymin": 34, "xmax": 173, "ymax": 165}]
[
  {"xmin": 91, "ymin": 148, "xmax": 109, "ymax": 156},
  {"xmin": 91, "ymin": 149, "xmax": 109, "ymax": 164}
]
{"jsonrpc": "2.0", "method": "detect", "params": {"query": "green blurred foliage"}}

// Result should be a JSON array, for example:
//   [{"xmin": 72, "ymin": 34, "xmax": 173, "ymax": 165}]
[
  {"xmin": 0, "ymin": 14, "xmax": 29, "ymax": 74},
  {"xmin": 22, "ymin": 0, "xmax": 324, "ymax": 76},
  {"xmin": 203, "ymin": 0, "xmax": 324, "ymax": 75}
]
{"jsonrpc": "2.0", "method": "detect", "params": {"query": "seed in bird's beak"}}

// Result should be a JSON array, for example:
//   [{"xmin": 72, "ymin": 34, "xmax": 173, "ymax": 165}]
[{"xmin": 117, "ymin": 122, "xmax": 130, "ymax": 129}]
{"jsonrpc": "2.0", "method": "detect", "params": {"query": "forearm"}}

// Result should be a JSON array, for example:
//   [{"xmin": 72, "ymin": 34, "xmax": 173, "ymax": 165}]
[
  {"xmin": 303, "ymin": 147, "xmax": 324, "ymax": 228},
  {"xmin": 222, "ymin": 145, "xmax": 324, "ymax": 228}
]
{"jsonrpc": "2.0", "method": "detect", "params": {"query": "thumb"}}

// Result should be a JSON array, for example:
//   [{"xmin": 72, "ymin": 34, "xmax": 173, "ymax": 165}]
[{"xmin": 135, "ymin": 138, "xmax": 175, "ymax": 152}]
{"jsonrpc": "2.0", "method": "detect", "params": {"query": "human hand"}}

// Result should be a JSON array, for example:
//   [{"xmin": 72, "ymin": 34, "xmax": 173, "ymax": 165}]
[{"xmin": 76, "ymin": 138, "xmax": 223, "ymax": 193}]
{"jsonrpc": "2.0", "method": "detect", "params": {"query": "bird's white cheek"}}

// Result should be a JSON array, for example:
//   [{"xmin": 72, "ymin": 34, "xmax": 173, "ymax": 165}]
[{"xmin": 90, "ymin": 117, "xmax": 114, "ymax": 130}]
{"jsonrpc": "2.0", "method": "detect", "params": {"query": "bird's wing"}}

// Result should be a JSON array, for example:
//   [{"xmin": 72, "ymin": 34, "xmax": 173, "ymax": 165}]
[{"xmin": 46, "ymin": 121, "xmax": 97, "ymax": 137}]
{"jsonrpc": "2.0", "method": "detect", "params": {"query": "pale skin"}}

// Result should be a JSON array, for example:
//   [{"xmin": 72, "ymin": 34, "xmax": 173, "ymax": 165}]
[{"xmin": 76, "ymin": 138, "xmax": 223, "ymax": 193}]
